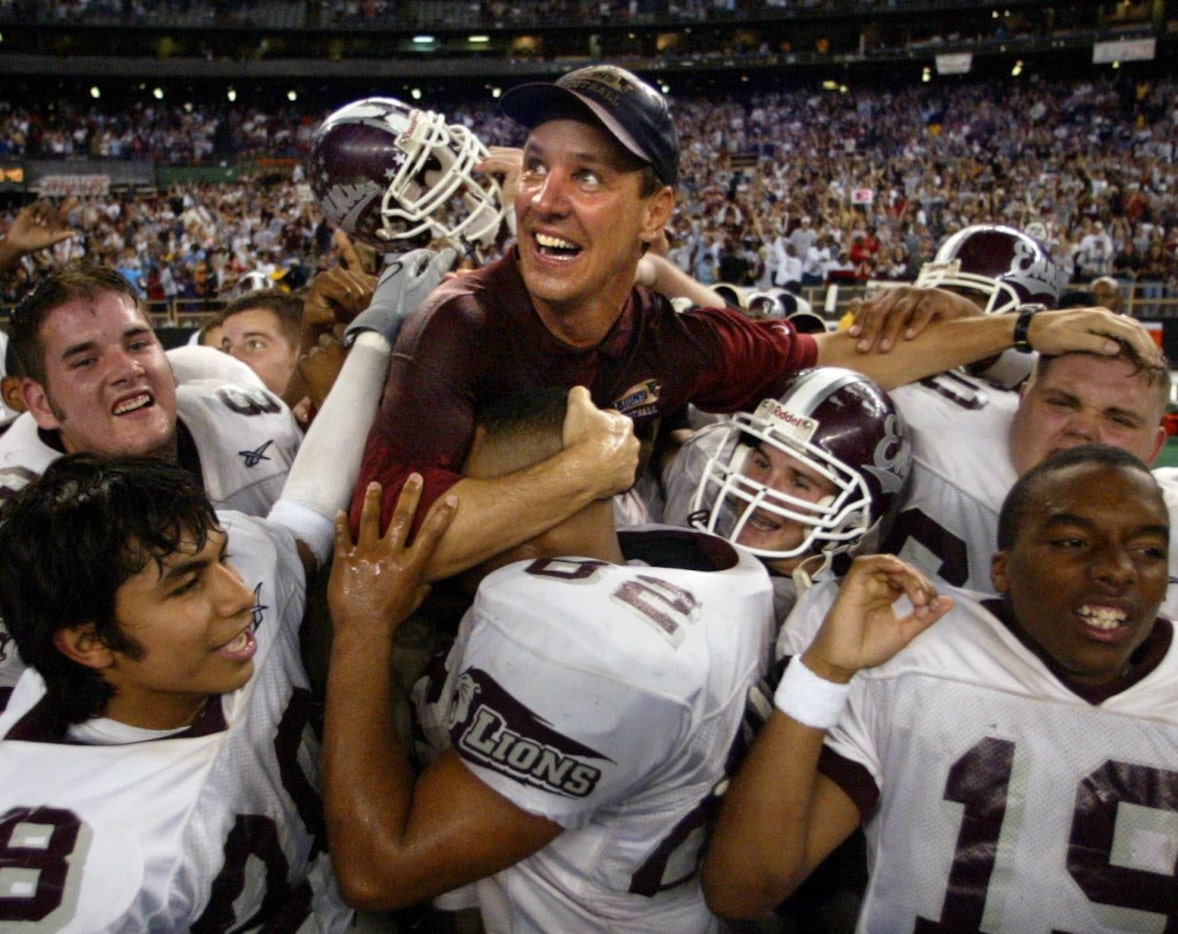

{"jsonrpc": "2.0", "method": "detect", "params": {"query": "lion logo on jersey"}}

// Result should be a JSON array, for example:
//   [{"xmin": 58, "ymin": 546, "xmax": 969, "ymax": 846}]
[{"xmin": 447, "ymin": 671, "xmax": 481, "ymax": 728}]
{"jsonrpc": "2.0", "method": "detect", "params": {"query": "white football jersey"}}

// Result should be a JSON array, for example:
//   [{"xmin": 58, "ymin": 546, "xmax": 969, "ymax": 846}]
[
  {"xmin": 0, "ymin": 513, "xmax": 350, "ymax": 932},
  {"xmin": 885, "ymin": 376, "xmax": 1019, "ymax": 593},
  {"xmin": 0, "ymin": 380, "xmax": 299, "ymax": 513},
  {"xmin": 1147, "ymin": 467, "xmax": 1178, "ymax": 621},
  {"xmin": 660, "ymin": 420, "xmax": 731, "ymax": 530},
  {"xmin": 782, "ymin": 583, "xmax": 1178, "ymax": 933},
  {"xmin": 424, "ymin": 528, "xmax": 775, "ymax": 933},
  {"xmin": 0, "ymin": 380, "xmax": 301, "ymax": 704},
  {"xmin": 173, "ymin": 380, "xmax": 301, "ymax": 516}
]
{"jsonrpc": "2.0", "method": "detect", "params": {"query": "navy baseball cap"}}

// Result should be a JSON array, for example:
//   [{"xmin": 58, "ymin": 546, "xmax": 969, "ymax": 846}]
[{"xmin": 501, "ymin": 65, "xmax": 679, "ymax": 187}]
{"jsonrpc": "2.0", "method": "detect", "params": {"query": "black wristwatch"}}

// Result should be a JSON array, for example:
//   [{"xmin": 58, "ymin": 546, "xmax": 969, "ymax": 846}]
[{"xmin": 1012, "ymin": 303, "xmax": 1046, "ymax": 353}]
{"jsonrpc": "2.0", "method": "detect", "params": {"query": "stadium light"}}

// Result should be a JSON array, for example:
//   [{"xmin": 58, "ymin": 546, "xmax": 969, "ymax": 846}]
[
  {"xmin": 287, "ymin": 90, "xmax": 298, "ymax": 102},
  {"xmin": 227, "ymin": 88, "xmax": 237, "ymax": 102},
  {"xmin": 153, "ymin": 87, "xmax": 164, "ymax": 100},
  {"xmin": 90, "ymin": 86, "xmax": 101, "ymax": 99}
]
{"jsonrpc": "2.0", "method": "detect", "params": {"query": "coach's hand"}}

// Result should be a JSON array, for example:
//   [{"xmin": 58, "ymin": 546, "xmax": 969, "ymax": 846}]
[
  {"xmin": 850, "ymin": 286, "xmax": 981, "ymax": 353},
  {"xmin": 1021, "ymin": 306, "xmax": 1166, "ymax": 367},
  {"xmin": 344, "ymin": 247, "xmax": 456, "ymax": 348},
  {"xmin": 561, "ymin": 386, "xmax": 642, "ymax": 500}
]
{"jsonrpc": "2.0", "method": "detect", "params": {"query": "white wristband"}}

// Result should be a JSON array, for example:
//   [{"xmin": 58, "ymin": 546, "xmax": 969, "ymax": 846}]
[{"xmin": 773, "ymin": 657, "xmax": 852, "ymax": 730}]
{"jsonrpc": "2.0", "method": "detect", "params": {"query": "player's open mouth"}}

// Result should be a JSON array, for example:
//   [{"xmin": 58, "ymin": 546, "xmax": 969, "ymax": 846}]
[
  {"xmin": 215, "ymin": 627, "xmax": 257, "ymax": 661},
  {"xmin": 535, "ymin": 232, "xmax": 581, "ymax": 260},
  {"xmin": 112, "ymin": 392, "xmax": 153, "ymax": 416},
  {"xmin": 745, "ymin": 511, "xmax": 781, "ymax": 533},
  {"xmin": 1076, "ymin": 604, "xmax": 1129, "ymax": 639}
]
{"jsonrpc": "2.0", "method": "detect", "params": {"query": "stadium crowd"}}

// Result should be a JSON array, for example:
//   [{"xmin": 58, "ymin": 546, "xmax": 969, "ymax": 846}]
[{"xmin": 3, "ymin": 71, "xmax": 1178, "ymax": 310}]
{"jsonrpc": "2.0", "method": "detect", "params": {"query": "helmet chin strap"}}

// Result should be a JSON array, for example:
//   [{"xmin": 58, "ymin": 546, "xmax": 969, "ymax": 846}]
[{"xmin": 790, "ymin": 550, "xmax": 832, "ymax": 595}]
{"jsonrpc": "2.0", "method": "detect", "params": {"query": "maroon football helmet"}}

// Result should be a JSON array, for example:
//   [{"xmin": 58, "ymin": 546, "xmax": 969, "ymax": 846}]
[
  {"xmin": 915, "ymin": 224, "xmax": 1060, "ymax": 314},
  {"xmin": 308, "ymin": 97, "xmax": 504, "ymax": 252},
  {"xmin": 690, "ymin": 367, "xmax": 912, "ymax": 566}
]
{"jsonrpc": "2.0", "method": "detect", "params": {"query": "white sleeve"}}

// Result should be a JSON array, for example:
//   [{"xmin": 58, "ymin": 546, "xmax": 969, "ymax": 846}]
[
  {"xmin": 267, "ymin": 332, "xmax": 389, "ymax": 567},
  {"xmin": 447, "ymin": 581, "xmax": 685, "ymax": 829}
]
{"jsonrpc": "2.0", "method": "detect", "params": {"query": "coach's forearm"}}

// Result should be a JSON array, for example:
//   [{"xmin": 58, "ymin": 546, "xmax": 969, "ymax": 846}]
[
  {"xmin": 816, "ymin": 306, "xmax": 1160, "ymax": 391},
  {"xmin": 814, "ymin": 314, "xmax": 1018, "ymax": 390},
  {"xmin": 423, "ymin": 448, "xmax": 621, "ymax": 582}
]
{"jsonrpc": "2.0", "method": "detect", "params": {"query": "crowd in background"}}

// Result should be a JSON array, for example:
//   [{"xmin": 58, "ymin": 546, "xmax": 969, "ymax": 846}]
[{"xmin": 3, "ymin": 71, "xmax": 1177, "ymax": 309}]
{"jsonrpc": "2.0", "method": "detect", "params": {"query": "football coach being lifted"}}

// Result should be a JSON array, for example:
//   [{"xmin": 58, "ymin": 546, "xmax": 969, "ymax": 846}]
[{"xmin": 349, "ymin": 63, "xmax": 1163, "ymax": 585}]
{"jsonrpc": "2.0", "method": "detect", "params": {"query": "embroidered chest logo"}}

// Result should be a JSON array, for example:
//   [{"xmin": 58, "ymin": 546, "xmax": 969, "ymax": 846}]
[{"xmin": 612, "ymin": 378, "xmax": 662, "ymax": 420}]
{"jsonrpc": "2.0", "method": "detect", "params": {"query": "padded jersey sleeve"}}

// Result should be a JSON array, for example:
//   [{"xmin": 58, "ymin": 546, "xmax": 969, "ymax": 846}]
[{"xmin": 444, "ymin": 561, "xmax": 694, "ymax": 829}]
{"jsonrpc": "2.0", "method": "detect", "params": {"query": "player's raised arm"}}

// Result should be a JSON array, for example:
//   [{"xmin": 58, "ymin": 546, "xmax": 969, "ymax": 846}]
[
  {"xmin": 323, "ymin": 478, "xmax": 563, "ymax": 909},
  {"xmin": 703, "ymin": 555, "xmax": 951, "ymax": 918},
  {"xmin": 268, "ymin": 248, "xmax": 454, "ymax": 574}
]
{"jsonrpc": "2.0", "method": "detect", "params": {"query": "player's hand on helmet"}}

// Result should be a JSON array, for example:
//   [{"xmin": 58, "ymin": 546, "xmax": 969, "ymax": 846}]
[
  {"xmin": 561, "ymin": 386, "xmax": 642, "ymax": 499},
  {"xmin": 301, "ymin": 266, "xmax": 377, "ymax": 352},
  {"xmin": 802, "ymin": 554, "xmax": 952, "ymax": 683},
  {"xmin": 478, "ymin": 146, "xmax": 524, "ymax": 204},
  {"xmin": 849, "ymin": 286, "xmax": 981, "ymax": 353},
  {"xmin": 329, "ymin": 475, "xmax": 457, "ymax": 638},
  {"xmin": 292, "ymin": 334, "xmax": 348, "ymax": 422},
  {"xmin": 4, "ymin": 197, "xmax": 81, "ymax": 258},
  {"xmin": 1022, "ymin": 306, "xmax": 1166, "ymax": 368},
  {"xmin": 344, "ymin": 247, "xmax": 457, "ymax": 348}
]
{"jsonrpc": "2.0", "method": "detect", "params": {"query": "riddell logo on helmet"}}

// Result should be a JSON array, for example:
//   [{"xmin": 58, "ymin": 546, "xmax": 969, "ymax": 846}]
[
  {"xmin": 397, "ymin": 109, "xmax": 423, "ymax": 149},
  {"xmin": 755, "ymin": 399, "xmax": 817, "ymax": 443}
]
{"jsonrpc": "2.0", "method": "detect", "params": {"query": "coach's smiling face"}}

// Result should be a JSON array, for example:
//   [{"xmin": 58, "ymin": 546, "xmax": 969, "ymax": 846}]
[{"xmin": 514, "ymin": 118, "xmax": 672, "ymax": 345}]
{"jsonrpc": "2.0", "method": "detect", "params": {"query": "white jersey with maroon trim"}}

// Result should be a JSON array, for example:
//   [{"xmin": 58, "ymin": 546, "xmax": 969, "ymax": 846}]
[
  {"xmin": 0, "ymin": 380, "xmax": 300, "ymax": 705},
  {"xmin": 425, "ymin": 527, "xmax": 774, "ymax": 933},
  {"xmin": 780, "ymin": 582, "xmax": 1178, "ymax": 933},
  {"xmin": 660, "ymin": 419, "xmax": 731, "ymax": 531},
  {"xmin": 1147, "ymin": 466, "xmax": 1178, "ymax": 621},
  {"xmin": 0, "ymin": 380, "xmax": 299, "ymax": 513},
  {"xmin": 884, "ymin": 376, "xmax": 1019, "ymax": 593},
  {"xmin": 0, "ymin": 513, "xmax": 350, "ymax": 932},
  {"xmin": 172, "ymin": 380, "xmax": 301, "ymax": 517}
]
